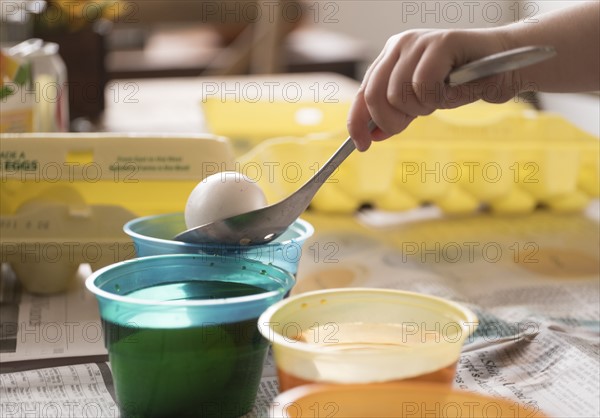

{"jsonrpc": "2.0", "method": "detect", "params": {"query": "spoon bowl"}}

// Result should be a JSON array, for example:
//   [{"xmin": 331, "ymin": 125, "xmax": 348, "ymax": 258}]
[
  {"xmin": 175, "ymin": 45, "xmax": 556, "ymax": 246},
  {"xmin": 175, "ymin": 136, "xmax": 354, "ymax": 245}
]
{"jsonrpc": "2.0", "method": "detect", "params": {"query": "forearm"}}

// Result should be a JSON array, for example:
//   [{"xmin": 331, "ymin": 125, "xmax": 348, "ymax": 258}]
[{"xmin": 497, "ymin": 1, "xmax": 600, "ymax": 92}]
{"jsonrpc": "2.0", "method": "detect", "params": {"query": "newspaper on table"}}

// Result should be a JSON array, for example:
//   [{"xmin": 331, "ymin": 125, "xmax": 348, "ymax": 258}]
[
  {"xmin": 0, "ymin": 363, "xmax": 117, "ymax": 417},
  {"xmin": 1, "ymin": 202, "xmax": 599, "ymax": 417},
  {"xmin": 0, "ymin": 264, "xmax": 106, "ymax": 366},
  {"xmin": 0, "ymin": 356, "xmax": 281, "ymax": 417}
]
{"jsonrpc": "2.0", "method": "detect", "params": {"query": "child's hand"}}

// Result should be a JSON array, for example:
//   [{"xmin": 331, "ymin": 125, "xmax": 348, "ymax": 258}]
[{"xmin": 347, "ymin": 28, "xmax": 513, "ymax": 151}]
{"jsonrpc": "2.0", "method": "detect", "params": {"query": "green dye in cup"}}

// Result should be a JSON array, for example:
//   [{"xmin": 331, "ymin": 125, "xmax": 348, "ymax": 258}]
[
  {"xmin": 87, "ymin": 255, "xmax": 295, "ymax": 418},
  {"xmin": 105, "ymin": 281, "xmax": 268, "ymax": 418}
]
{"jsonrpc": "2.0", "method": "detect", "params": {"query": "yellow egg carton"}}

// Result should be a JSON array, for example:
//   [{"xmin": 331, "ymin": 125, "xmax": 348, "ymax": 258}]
[
  {"xmin": 0, "ymin": 133, "xmax": 234, "ymax": 293},
  {"xmin": 238, "ymin": 102, "xmax": 599, "ymax": 215},
  {"xmin": 1, "ymin": 132, "xmax": 234, "ymax": 216},
  {"xmin": 201, "ymin": 72, "xmax": 358, "ymax": 154}
]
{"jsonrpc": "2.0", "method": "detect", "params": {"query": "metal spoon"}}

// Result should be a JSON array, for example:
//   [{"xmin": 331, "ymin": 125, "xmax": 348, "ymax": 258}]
[{"xmin": 175, "ymin": 45, "xmax": 556, "ymax": 246}]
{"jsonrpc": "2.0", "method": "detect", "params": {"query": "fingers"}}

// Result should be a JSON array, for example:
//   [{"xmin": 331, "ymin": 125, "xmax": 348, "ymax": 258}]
[
  {"xmin": 347, "ymin": 90, "xmax": 374, "ymax": 151},
  {"xmin": 347, "ymin": 46, "xmax": 388, "ymax": 151},
  {"xmin": 411, "ymin": 36, "xmax": 471, "ymax": 110},
  {"xmin": 349, "ymin": 34, "xmax": 424, "ymax": 151},
  {"xmin": 348, "ymin": 29, "xmax": 511, "ymax": 152},
  {"xmin": 414, "ymin": 30, "xmax": 520, "ymax": 107},
  {"xmin": 348, "ymin": 30, "xmax": 453, "ymax": 150},
  {"xmin": 363, "ymin": 57, "xmax": 406, "ymax": 138},
  {"xmin": 387, "ymin": 40, "xmax": 436, "ymax": 117}
]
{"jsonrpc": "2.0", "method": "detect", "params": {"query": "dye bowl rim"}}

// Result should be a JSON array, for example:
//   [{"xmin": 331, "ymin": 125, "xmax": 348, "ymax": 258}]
[
  {"xmin": 123, "ymin": 212, "xmax": 315, "ymax": 249},
  {"xmin": 86, "ymin": 253, "xmax": 296, "ymax": 308},
  {"xmin": 258, "ymin": 287, "xmax": 479, "ymax": 355}
]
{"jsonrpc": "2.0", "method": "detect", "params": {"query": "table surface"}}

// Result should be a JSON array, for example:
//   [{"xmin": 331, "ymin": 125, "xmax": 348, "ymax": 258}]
[{"xmin": 2, "ymin": 73, "xmax": 599, "ymax": 418}]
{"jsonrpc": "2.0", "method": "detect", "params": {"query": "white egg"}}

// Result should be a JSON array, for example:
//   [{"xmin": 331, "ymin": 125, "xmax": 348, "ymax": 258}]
[{"xmin": 184, "ymin": 171, "xmax": 267, "ymax": 230}]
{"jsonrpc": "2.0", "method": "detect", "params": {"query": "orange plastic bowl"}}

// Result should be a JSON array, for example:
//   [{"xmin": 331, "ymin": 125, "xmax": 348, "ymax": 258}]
[{"xmin": 270, "ymin": 382, "xmax": 549, "ymax": 418}]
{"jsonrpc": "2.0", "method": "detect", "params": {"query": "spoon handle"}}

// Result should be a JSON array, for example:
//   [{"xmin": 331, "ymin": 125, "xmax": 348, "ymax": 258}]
[
  {"xmin": 313, "ymin": 136, "xmax": 356, "ymax": 184},
  {"xmin": 285, "ymin": 45, "xmax": 556, "ymax": 216},
  {"xmin": 284, "ymin": 136, "xmax": 355, "ymax": 215},
  {"xmin": 301, "ymin": 120, "xmax": 378, "ymax": 189},
  {"xmin": 447, "ymin": 45, "xmax": 556, "ymax": 86}
]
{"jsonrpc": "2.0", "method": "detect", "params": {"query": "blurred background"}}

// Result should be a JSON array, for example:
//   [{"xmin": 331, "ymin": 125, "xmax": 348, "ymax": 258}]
[{"xmin": 1, "ymin": 0, "xmax": 596, "ymax": 133}]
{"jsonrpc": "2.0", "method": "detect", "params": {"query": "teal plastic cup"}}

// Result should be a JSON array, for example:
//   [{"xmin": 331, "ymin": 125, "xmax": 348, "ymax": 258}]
[
  {"xmin": 123, "ymin": 213, "xmax": 314, "ymax": 276},
  {"xmin": 86, "ymin": 254, "xmax": 295, "ymax": 418}
]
